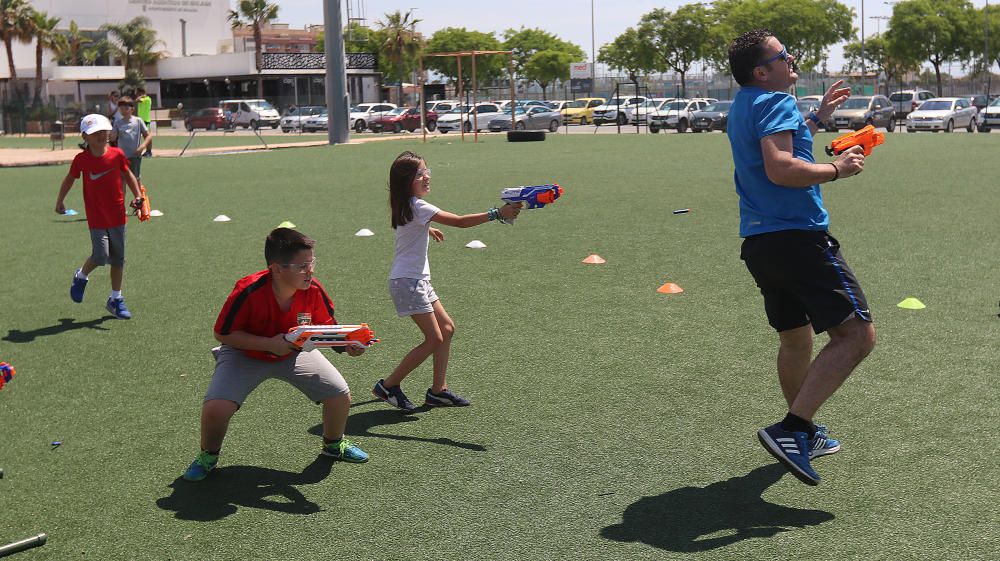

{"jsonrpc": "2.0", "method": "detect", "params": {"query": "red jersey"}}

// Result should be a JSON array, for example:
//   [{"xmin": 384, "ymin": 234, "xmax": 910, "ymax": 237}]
[
  {"xmin": 69, "ymin": 147, "xmax": 131, "ymax": 229},
  {"xmin": 214, "ymin": 270, "xmax": 337, "ymax": 362}
]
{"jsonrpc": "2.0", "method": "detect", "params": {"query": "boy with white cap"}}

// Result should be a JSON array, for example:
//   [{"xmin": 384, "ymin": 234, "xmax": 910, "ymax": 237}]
[{"xmin": 55, "ymin": 114, "xmax": 144, "ymax": 319}]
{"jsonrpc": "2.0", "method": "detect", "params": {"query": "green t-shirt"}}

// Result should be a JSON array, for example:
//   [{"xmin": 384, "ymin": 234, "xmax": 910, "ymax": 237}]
[{"xmin": 136, "ymin": 95, "xmax": 152, "ymax": 124}]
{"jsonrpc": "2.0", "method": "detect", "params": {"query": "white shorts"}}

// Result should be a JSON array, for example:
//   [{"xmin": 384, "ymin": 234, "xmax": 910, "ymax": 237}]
[{"xmin": 388, "ymin": 278, "xmax": 438, "ymax": 317}]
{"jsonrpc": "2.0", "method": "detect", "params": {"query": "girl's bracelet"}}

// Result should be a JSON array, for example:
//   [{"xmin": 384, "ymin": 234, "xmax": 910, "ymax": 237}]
[{"xmin": 487, "ymin": 207, "xmax": 501, "ymax": 221}]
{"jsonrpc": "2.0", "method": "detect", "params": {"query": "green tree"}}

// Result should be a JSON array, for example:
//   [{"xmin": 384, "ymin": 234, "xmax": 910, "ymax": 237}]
[
  {"xmin": 227, "ymin": 0, "xmax": 279, "ymax": 97},
  {"xmin": 714, "ymin": 0, "xmax": 854, "ymax": 72},
  {"xmin": 374, "ymin": 9, "xmax": 423, "ymax": 102},
  {"xmin": 524, "ymin": 50, "xmax": 576, "ymax": 99},
  {"xmin": 885, "ymin": 0, "xmax": 976, "ymax": 95},
  {"xmin": 56, "ymin": 20, "xmax": 91, "ymax": 65},
  {"xmin": 317, "ymin": 21, "xmax": 375, "ymax": 54},
  {"xmin": 29, "ymin": 10, "xmax": 61, "ymax": 105},
  {"xmin": 503, "ymin": 27, "xmax": 584, "ymax": 96},
  {"xmin": 425, "ymin": 28, "xmax": 505, "ymax": 97},
  {"xmin": 967, "ymin": 4, "xmax": 1000, "ymax": 77},
  {"xmin": 639, "ymin": 4, "xmax": 713, "ymax": 96},
  {"xmin": 597, "ymin": 27, "xmax": 653, "ymax": 77},
  {"xmin": 1, "ymin": 0, "xmax": 34, "ymax": 83},
  {"xmin": 101, "ymin": 17, "xmax": 162, "ymax": 93},
  {"xmin": 844, "ymin": 34, "xmax": 918, "ymax": 94}
]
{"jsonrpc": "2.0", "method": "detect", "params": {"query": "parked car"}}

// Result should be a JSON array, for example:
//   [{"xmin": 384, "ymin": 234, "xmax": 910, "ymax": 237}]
[
  {"xmin": 369, "ymin": 107, "xmax": 438, "ymax": 132},
  {"xmin": 435, "ymin": 103, "xmax": 504, "ymax": 133},
  {"xmin": 691, "ymin": 100, "xmax": 733, "ymax": 132},
  {"xmin": 978, "ymin": 96, "xmax": 1000, "ymax": 132},
  {"xmin": 888, "ymin": 89, "xmax": 934, "ymax": 118},
  {"xmin": 487, "ymin": 105, "xmax": 563, "ymax": 132},
  {"xmin": 906, "ymin": 97, "xmax": 978, "ymax": 133},
  {"xmin": 831, "ymin": 95, "xmax": 896, "ymax": 131},
  {"xmin": 560, "ymin": 97, "xmax": 605, "ymax": 125},
  {"xmin": 648, "ymin": 98, "xmax": 713, "ymax": 133},
  {"xmin": 184, "ymin": 107, "xmax": 226, "ymax": 131},
  {"xmin": 425, "ymin": 100, "xmax": 459, "ymax": 113},
  {"xmin": 795, "ymin": 96, "xmax": 837, "ymax": 132},
  {"xmin": 302, "ymin": 110, "xmax": 328, "ymax": 133},
  {"xmin": 349, "ymin": 102, "xmax": 397, "ymax": 133},
  {"xmin": 280, "ymin": 105, "xmax": 325, "ymax": 133},
  {"xmin": 592, "ymin": 96, "xmax": 649, "ymax": 125},
  {"xmin": 969, "ymin": 94, "xmax": 991, "ymax": 112},
  {"xmin": 219, "ymin": 99, "xmax": 281, "ymax": 129},
  {"xmin": 634, "ymin": 98, "xmax": 675, "ymax": 124}
]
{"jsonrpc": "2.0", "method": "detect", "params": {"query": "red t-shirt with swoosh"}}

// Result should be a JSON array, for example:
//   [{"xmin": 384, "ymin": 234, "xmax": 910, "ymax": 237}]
[
  {"xmin": 69, "ymin": 147, "xmax": 130, "ymax": 229},
  {"xmin": 214, "ymin": 270, "xmax": 337, "ymax": 361}
]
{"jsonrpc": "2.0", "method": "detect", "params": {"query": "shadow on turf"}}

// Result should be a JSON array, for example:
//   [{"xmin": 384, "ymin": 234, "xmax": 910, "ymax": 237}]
[
  {"xmin": 3, "ymin": 316, "xmax": 115, "ymax": 343},
  {"xmin": 601, "ymin": 463, "xmax": 834, "ymax": 552},
  {"xmin": 156, "ymin": 455, "xmax": 334, "ymax": 521},
  {"xmin": 306, "ymin": 403, "xmax": 487, "ymax": 452}
]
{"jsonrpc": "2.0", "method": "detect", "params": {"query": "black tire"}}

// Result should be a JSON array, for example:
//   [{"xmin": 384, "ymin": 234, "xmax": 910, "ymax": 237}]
[
  {"xmin": 354, "ymin": 120, "xmax": 366, "ymax": 133},
  {"xmin": 549, "ymin": 120, "xmax": 560, "ymax": 132},
  {"xmin": 407, "ymin": 127, "xmax": 416, "ymax": 133},
  {"xmin": 649, "ymin": 124, "xmax": 660, "ymax": 133},
  {"xmin": 426, "ymin": 120, "xmax": 437, "ymax": 132},
  {"xmin": 271, "ymin": 123, "xmax": 278, "ymax": 129},
  {"xmin": 463, "ymin": 121, "xmax": 472, "ymax": 133},
  {"xmin": 440, "ymin": 129, "xmax": 449, "ymax": 134},
  {"xmin": 693, "ymin": 128, "xmax": 704, "ymax": 133},
  {"xmin": 677, "ymin": 119, "xmax": 688, "ymax": 133},
  {"xmin": 945, "ymin": 119, "xmax": 954, "ymax": 133},
  {"xmin": 515, "ymin": 121, "xmax": 526, "ymax": 131},
  {"xmin": 208, "ymin": 123, "xmax": 217, "ymax": 131},
  {"xmin": 506, "ymin": 130, "xmax": 546, "ymax": 142},
  {"xmin": 580, "ymin": 116, "xmax": 588, "ymax": 125},
  {"xmin": 616, "ymin": 112, "xmax": 627, "ymax": 125},
  {"xmin": 250, "ymin": 119, "xmax": 258, "ymax": 130},
  {"xmin": 887, "ymin": 118, "xmax": 896, "ymax": 132},
  {"xmin": 185, "ymin": 122, "xmax": 193, "ymax": 131},
  {"xmin": 966, "ymin": 118, "xmax": 975, "ymax": 133},
  {"xmin": 394, "ymin": 123, "xmax": 403, "ymax": 133}
]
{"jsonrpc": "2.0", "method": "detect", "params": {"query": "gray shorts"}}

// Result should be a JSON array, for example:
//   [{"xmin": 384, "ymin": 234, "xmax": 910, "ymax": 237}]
[
  {"xmin": 389, "ymin": 277, "xmax": 438, "ymax": 317},
  {"xmin": 89, "ymin": 225, "xmax": 126, "ymax": 267},
  {"xmin": 205, "ymin": 345, "xmax": 350, "ymax": 406},
  {"xmin": 127, "ymin": 156, "xmax": 142, "ymax": 179}
]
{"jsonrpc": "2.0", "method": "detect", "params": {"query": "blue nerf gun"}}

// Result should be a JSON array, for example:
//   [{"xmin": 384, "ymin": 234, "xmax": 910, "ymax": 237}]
[{"xmin": 499, "ymin": 183, "xmax": 564, "ymax": 224}]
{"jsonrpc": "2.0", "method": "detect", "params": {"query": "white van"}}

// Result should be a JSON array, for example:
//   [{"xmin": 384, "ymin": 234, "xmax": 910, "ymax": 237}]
[{"xmin": 219, "ymin": 99, "xmax": 281, "ymax": 130}]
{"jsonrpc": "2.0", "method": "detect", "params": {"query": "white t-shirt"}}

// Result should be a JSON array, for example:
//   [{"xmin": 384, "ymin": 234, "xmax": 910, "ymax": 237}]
[{"xmin": 390, "ymin": 197, "xmax": 441, "ymax": 280}]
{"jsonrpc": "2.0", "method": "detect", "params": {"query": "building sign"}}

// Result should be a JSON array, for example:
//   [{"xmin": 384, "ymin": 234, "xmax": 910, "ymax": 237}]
[{"xmin": 569, "ymin": 62, "xmax": 592, "ymax": 79}]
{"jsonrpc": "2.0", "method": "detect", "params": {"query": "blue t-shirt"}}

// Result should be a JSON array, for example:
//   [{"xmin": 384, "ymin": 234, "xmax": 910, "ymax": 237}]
[{"xmin": 727, "ymin": 86, "xmax": 828, "ymax": 237}]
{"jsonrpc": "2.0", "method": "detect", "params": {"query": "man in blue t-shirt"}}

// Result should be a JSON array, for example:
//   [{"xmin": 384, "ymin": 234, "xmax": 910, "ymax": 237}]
[{"xmin": 726, "ymin": 29, "xmax": 876, "ymax": 486}]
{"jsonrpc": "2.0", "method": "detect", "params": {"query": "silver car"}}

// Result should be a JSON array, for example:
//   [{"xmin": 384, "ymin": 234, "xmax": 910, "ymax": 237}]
[
  {"xmin": 488, "ymin": 105, "xmax": 563, "ymax": 132},
  {"xmin": 280, "ymin": 105, "xmax": 325, "ymax": 133},
  {"xmin": 831, "ymin": 95, "xmax": 896, "ymax": 131},
  {"xmin": 906, "ymin": 97, "xmax": 978, "ymax": 133},
  {"xmin": 979, "ymin": 96, "xmax": 1000, "ymax": 132}
]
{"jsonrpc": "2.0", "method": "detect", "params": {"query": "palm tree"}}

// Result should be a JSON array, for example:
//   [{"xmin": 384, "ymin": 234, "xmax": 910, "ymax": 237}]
[
  {"xmin": 227, "ymin": 0, "xmax": 279, "ymax": 98},
  {"xmin": 1, "ymin": 0, "xmax": 34, "ymax": 83},
  {"xmin": 59, "ymin": 20, "xmax": 92, "ymax": 65},
  {"xmin": 102, "ymin": 17, "xmax": 162, "ymax": 91},
  {"xmin": 30, "ymin": 11, "xmax": 62, "ymax": 105},
  {"xmin": 374, "ymin": 9, "xmax": 423, "ymax": 104}
]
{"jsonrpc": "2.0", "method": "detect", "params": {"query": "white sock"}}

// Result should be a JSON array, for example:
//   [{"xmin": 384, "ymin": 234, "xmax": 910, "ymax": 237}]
[
  {"xmin": 75, "ymin": 268, "xmax": 88, "ymax": 280},
  {"xmin": 110, "ymin": 290, "xmax": 122, "ymax": 300}
]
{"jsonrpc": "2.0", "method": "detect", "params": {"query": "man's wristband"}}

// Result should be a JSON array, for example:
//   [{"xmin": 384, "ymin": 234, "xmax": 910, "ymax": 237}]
[
  {"xmin": 807, "ymin": 112, "xmax": 822, "ymax": 125},
  {"xmin": 829, "ymin": 162, "xmax": 839, "ymax": 182}
]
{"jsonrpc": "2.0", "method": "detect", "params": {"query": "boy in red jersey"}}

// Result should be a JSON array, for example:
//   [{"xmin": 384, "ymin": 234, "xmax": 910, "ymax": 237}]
[
  {"xmin": 181, "ymin": 228, "xmax": 369, "ymax": 482},
  {"xmin": 55, "ymin": 114, "xmax": 143, "ymax": 319}
]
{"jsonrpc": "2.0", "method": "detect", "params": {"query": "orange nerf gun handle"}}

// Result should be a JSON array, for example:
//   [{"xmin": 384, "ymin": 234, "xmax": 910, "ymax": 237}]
[
  {"xmin": 130, "ymin": 185, "xmax": 151, "ymax": 222},
  {"xmin": 824, "ymin": 124, "xmax": 884, "ymax": 157}
]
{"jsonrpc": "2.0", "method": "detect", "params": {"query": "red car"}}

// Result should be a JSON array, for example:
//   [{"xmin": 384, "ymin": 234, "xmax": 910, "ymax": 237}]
[
  {"xmin": 369, "ymin": 107, "xmax": 438, "ymax": 133},
  {"xmin": 185, "ymin": 107, "xmax": 227, "ymax": 131}
]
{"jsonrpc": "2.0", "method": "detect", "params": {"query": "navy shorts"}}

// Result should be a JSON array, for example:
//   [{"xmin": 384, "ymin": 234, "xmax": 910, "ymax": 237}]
[{"xmin": 740, "ymin": 230, "xmax": 872, "ymax": 334}]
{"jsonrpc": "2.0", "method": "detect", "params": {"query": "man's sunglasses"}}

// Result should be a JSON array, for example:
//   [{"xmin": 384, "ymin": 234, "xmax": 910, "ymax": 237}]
[{"xmin": 758, "ymin": 48, "xmax": 790, "ymax": 67}]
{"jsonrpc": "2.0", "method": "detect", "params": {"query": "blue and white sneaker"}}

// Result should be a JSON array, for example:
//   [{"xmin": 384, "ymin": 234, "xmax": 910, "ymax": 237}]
[
  {"xmin": 321, "ymin": 439, "xmax": 369, "ymax": 463},
  {"xmin": 106, "ymin": 297, "xmax": 132, "ymax": 319},
  {"xmin": 372, "ymin": 379, "xmax": 417, "ymax": 412},
  {"xmin": 182, "ymin": 451, "xmax": 218, "ymax": 481},
  {"xmin": 810, "ymin": 423, "xmax": 841, "ymax": 459},
  {"xmin": 425, "ymin": 388, "xmax": 470, "ymax": 407},
  {"xmin": 757, "ymin": 422, "xmax": 821, "ymax": 486},
  {"xmin": 70, "ymin": 273, "xmax": 88, "ymax": 303}
]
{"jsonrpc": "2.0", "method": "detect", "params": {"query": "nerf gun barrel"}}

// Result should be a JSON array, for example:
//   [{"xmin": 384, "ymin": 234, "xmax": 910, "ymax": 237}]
[
  {"xmin": 285, "ymin": 324, "xmax": 380, "ymax": 351},
  {"xmin": 825, "ymin": 125, "xmax": 884, "ymax": 157},
  {"xmin": 0, "ymin": 362, "xmax": 14, "ymax": 391},
  {"xmin": 130, "ymin": 184, "xmax": 151, "ymax": 222},
  {"xmin": 499, "ymin": 184, "xmax": 564, "ymax": 223}
]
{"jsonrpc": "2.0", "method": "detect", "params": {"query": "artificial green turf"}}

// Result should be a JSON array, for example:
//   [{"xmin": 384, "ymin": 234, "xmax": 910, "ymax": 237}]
[
  {"xmin": 1, "ymin": 133, "xmax": 998, "ymax": 560},
  {"xmin": 0, "ymin": 133, "xmax": 324, "ymax": 151}
]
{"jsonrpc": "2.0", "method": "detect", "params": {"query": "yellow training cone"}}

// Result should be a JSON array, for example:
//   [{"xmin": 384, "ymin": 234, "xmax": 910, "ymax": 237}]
[
  {"xmin": 657, "ymin": 282, "xmax": 684, "ymax": 294},
  {"xmin": 277, "ymin": 221, "xmax": 296, "ymax": 228},
  {"xmin": 897, "ymin": 297, "xmax": 925, "ymax": 310},
  {"xmin": 582, "ymin": 254, "xmax": 606, "ymax": 264}
]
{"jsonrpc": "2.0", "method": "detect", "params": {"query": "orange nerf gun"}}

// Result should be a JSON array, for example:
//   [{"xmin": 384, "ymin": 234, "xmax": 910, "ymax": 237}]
[
  {"xmin": 130, "ymin": 184, "xmax": 151, "ymax": 222},
  {"xmin": 825, "ymin": 125, "xmax": 884, "ymax": 157},
  {"xmin": 285, "ymin": 324, "xmax": 381, "ymax": 352}
]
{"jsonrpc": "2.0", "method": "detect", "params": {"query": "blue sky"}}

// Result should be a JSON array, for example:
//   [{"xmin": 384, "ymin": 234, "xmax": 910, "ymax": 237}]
[{"xmin": 261, "ymin": 0, "xmax": 916, "ymax": 73}]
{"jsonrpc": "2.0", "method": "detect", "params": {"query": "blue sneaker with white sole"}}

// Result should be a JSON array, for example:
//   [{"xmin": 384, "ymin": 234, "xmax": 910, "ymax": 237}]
[
  {"xmin": 321, "ymin": 439, "xmax": 369, "ymax": 463},
  {"xmin": 809, "ymin": 423, "xmax": 841, "ymax": 459},
  {"xmin": 425, "ymin": 388, "xmax": 470, "ymax": 407},
  {"xmin": 372, "ymin": 379, "xmax": 417, "ymax": 412},
  {"xmin": 758, "ymin": 422, "xmax": 820, "ymax": 486},
  {"xmin": 70, "ymin": 274, "xmax": 88, "ymax": 303},
  {"xmin": 106, "ymin": 297, "xmax": 132, "ymax": 319},
  {"xmin": 182, "ymin": 451, "xmax": 218, "ymax": 481}
]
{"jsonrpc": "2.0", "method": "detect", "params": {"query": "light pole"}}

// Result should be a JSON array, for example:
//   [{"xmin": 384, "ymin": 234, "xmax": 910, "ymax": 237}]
[
  {"xmin": 861, "ymin": 0, "xmax": 866, "ymax": 93},
  {"xmin": 179, "ymin": 19, "xmax": 187, "ymax": 57},
  {"xmin": 870, "ymin": 15, "xmax": 890, "ymax": 95},
  {"xmin": 591, "ymin": 0, "xmax": 596, "ymax": 88}
]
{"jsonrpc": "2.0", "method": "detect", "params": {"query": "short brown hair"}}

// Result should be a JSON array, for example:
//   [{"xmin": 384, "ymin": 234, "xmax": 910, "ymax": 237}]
[
  {"xmin": 265, "ymin": 228, "xmax": 315, "ymax": 266},
  {"xmin": 118, "ymin": 96, "xmax": 134, "ymax": 107},
  {"xmin": 729, "ymin": 29, "xmax": 775, "ymax": 86}
]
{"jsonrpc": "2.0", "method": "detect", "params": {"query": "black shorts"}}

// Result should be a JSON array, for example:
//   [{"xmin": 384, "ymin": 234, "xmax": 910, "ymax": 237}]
[{"xmin": 740, "ymin": 230, "xmax": 872, "ymax": 334}]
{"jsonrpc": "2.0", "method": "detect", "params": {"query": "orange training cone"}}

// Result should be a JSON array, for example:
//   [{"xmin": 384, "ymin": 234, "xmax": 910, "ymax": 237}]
[
  {"xmin": 657, "ymin": 282, "xmax": 684, "ymax": 294},
  {"xmin": 582, "ymin": 254, "xmax": 606, "ymax": 264}
]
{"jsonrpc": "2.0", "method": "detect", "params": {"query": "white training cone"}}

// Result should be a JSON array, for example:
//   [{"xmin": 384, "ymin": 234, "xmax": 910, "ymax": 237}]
[
  {"xmin": 355, "ymin": 228, "xmax": 374, "ymax": 237},
  {"xmin": 149, "ymin": 210, "xmax": 164, "ymax": 217},
  {"xmin": 213, "ymin": 215, "xmax": 231, "ymax": 222},
  {"xmin": 465, "ymin": 240, "xmax": 487, "ymax": 249}
]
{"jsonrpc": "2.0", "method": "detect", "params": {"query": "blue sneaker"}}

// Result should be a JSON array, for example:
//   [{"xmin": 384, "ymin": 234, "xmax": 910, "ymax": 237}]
[
  {"xmin": 321, "ymin": 439, "xmax": 369, "ymax": 463},
  {"xmin": 372, "ymin": 379, "xmax": 417, "ymax": 412},
  {"xmin": 809, "ymin": 431, "xmax": 842, "ymax": 459},
  {"xmin": 106, "ymin": 297, "xmax": 132, "ymax": 319},
  {"xmin": 758, "ymin": 423, "xmax": 820, "ymax": 486},
  {"xmin": 70, "ymin": 274, "xmax": 88, "ymax": 303},
  {"xmin": 182, "ymin": 451, "xmax": 218, "ymax": 481},
  {"xmin": 425, "ymin": 388, "xmax": 470, "ymax": 407}
]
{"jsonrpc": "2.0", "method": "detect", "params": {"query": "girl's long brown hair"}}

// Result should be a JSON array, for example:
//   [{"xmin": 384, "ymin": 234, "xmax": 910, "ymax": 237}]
[{"xmin": 389, "ymin": 151, "xmax": 423, "ymax": 229}]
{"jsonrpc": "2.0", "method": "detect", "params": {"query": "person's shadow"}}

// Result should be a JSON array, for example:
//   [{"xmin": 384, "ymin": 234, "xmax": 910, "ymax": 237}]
[
  {"xmin": 156, "ymin": 455, "xmax": 334, "ymax": 521},
  {"xmin": 3, "ymin": 317, "xmax": 114, "ymax": 343},
  {"xmin": 601, "ymin": 463, "xmax": 834, "ymax": 552},
  {"xmin": 306, "ymin": 400, "xmax": 487, "ymax": 452}
]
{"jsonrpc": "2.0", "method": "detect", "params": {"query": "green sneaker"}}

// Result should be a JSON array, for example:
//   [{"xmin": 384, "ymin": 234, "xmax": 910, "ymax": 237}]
[
  {"xmin": 182, "ymin": 451, "xmax": 219, "ymax": 481},
  {"xmin": 321, "ymin": 439, "xmax": 369, "ymax": 463}
]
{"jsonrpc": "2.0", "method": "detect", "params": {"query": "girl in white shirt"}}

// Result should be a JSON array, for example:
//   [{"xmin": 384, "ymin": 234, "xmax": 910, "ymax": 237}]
[{"xmin": 373, "ymin": 151, "xmax": 521, "ymax": 412}]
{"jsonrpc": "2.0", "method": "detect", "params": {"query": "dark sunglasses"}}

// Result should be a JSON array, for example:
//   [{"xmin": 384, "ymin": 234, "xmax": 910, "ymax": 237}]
[{"xmin": 758, "ymin": 48, "xmax": 791, "ymax": 67}]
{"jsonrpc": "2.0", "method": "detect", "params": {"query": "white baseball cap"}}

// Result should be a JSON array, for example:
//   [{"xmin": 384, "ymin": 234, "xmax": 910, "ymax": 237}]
[{"xmin": 80, "ymin": 114, "xmax": 113, "ymax": 135}]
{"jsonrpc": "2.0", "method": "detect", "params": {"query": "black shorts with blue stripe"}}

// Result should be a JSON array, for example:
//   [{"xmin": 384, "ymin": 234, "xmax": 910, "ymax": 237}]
[{"xmin": 740, "ymin": 229, "xmax": 872, "ymax": 334}]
